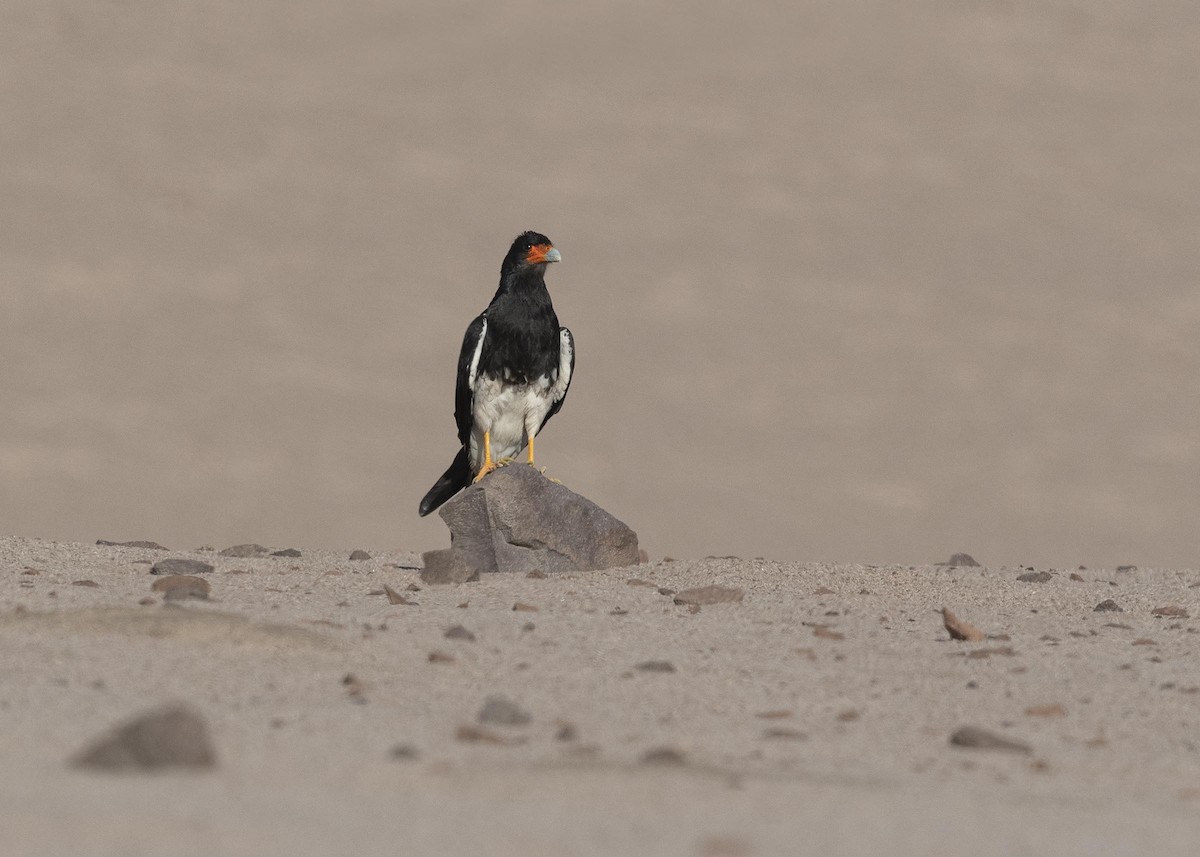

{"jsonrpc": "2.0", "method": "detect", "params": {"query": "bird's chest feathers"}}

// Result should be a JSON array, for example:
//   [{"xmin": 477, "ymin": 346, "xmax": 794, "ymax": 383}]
[{"xmin": 470, "ymin": 374, "xmax": 555, "ymax": 463}]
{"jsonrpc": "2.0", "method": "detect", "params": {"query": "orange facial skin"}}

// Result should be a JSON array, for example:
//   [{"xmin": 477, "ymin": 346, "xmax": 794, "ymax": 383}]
[{"xmin": 525, "ymin": 243, "xmax": 556, "ymax": 264}]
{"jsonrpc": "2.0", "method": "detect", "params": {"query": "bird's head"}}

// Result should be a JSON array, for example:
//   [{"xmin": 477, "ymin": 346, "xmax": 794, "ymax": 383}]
[{"xmin": 503, "ymin": 231, "xmax": 561, "ymax": 273}]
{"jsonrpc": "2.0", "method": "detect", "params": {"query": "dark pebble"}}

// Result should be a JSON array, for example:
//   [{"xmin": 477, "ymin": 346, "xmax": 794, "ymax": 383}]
[
  {"xmin": 271, "ymin": 548, "xmax": 302, "ymax": 558},
  {"xmin": 1094, "ymin": 599, "xmax": 1123, "ymax": 612},
  {"xmin": 640, "ymin": 747, "xmax": 687, "ymax": 765},
  {"xmin": 388, "ymin": 743, "xmax": 419, "ymax": 760},
  {"xmin": 444, "ymin": 625, "xmax": 476, "ymax": 642},
  {"xmin": 555, "ymin": 722, "xmax": 578, "ymax": 741},
  {"xmin": 71, "ymin": 580, "xmax": 100, "ymax": 588},
  {"xmin": 1017, "ymin": 571, "xmax": 1053, "ymax": 583},
  {"xmin": 349, "ymin": 550, "xmax": 371, "ymax": 561},
  {"xmin": 762, "ymin": 727, "xmax": 807, "ymax": 740},
  {"xmin": 635, "ymin": 660, "xmax": 676, "ymax": 673},
  {"xmin": 949, "ymin": 726, "xmax": 1031, "ymax": 754},
  {"xmin": 478, "ymin": 696, "xmax": 531, "ymax": 726}
]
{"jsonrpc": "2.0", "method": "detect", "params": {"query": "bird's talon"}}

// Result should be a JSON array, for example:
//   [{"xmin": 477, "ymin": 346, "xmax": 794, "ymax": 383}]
[{"xmin": 472, "ymin": 466, "xmax": 493, "ymax": 483}]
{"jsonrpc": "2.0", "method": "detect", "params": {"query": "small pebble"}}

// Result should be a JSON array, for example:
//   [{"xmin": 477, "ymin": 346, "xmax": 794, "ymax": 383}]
[
  {"xmin": 640, "ymin": 747, "xmax": 686, "ymax": 765},
  {"xmin": 478, "ymin": 696, "xmax": 531, "ymax": 726},
  {"xmin": 949, "ymin": 726, "xmax": 1031, "ymax": 754},
  {"xmin": 635, "ymin": 660, "xmax": 676, "ymax": 673}
]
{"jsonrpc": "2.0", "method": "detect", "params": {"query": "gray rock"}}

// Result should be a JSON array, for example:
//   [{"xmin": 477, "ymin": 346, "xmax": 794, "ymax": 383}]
[
  {"xmin": 71, "ymin": 704, "xmax": 216, "ymax": 770},
  {"xmin": 271, "ymin": 548, "xmax": 302, "ymax": 558},
  {"xmin": 150, "ymin": 558, "xmax": 215, "ymax": 576},
  {"xmin": 219, "ymin": 544, "xmax": 270, "ymax": 558},
  {"xmin": 477, "ymin": 695, "xmax": 531, "ymax": 726},
  {"xmin": 151, "ymin": 575, "xmax": 211, "ymax": 601},
  {"xmin": 1094, "ymin": 599, "xmax": 1123, "ymax": 612},
  {"xmin": 421, "ymin": 465, "xmax": 638, "ymax": 583},
  {"xmin": 941, "ymin": 552, "xmax": 979, "ymax": 567},
  {"xmin": 349, "ymin": 550, "xmax": 372, "ymax": 561}
]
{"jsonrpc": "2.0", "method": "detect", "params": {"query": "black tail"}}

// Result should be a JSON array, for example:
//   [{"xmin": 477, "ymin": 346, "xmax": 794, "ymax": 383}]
[{"xmin": 418, "ymin": 448, "xmax": 472, "ymax": 517}]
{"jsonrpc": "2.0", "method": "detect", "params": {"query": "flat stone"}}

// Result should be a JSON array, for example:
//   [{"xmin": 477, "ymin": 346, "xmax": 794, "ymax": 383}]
[
  {"xmin": 71, "ymin": 704, "xmax": 216, "ymax": 770},
  {"xmin": 949, "ymin": 726, "xmax": 1031, "ymax": 754},
  {"xmin": 635, "ymin": 660, "xmax": 676, "ymax": 673},
  {"xmin": 1152, "ymin": 605, "xmax": 1189, "ymax": 618},
  {"xmin": 1017, "ymin": 571, "xmax": 1053, "ymax": 583},
  {"xmin": 673, "ymin": 585, "xmax": 744, "ymax": 606},
  {"xmin": 271, "ymin": 548, "xmax": 301, "ymax": 558},
  {"xmin": 219, "ymin": 544, "xmax": 270, "ymax": 558},
  {"xmin": 97, "ymin": 540, "xmax": 169, "ymax": 550},
  {"xmin": 151, "ymin": 575, "xmax": 211, "ymax": 601},
  {"xmin": 150, "ymin": 558, "xmax": 215, "ymax": 576},
  {"xmin": 641, "ymin": 746, "xmax": 687, "ymax": 765},
  {"xmin": 421, "ymin": 466, "xmax": 638, "ymax": 583}
]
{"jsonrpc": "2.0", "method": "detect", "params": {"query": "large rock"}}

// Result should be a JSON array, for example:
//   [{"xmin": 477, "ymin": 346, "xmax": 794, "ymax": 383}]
[
  {"xmin": 71, "ymin": 704, "xmax": 216, "ymax": 771},
  {"xmin": 421, "ymin": 465, "xmax": 639, "ymax": 583}
]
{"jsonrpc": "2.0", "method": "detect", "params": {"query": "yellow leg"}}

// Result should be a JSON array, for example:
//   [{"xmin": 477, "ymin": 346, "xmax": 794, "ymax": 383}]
[
  {"xmin": 527, "ymin": 434, "xmax": 535, "ymax": 466},
  {"xmin": 473, "ymin": 431, "xmax": 496, "ymax": 482}
]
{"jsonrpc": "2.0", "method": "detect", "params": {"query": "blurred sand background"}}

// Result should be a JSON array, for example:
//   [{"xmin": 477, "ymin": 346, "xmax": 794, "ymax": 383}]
[{"xmin": 1, "ymin": 1, "xmax": 1197, "ymax": 567}]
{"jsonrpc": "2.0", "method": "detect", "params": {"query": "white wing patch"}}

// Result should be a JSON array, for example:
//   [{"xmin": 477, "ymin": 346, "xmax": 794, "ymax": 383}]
[
  {"xmin": 466, "ymin": 317, "xmax": 487, "ymax": 391},
  {"xmin": 551, "ymin": 328, "xmax": 573, "ymax": 402}
]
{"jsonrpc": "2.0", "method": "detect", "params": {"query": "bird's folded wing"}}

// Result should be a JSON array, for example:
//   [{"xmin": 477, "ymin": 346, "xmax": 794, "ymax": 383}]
[{"xmin": 455, "ymin": 314, "xmax": 487, "ymax": 447}]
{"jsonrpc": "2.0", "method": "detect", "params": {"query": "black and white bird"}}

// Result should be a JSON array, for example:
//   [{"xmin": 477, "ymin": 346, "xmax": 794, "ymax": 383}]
[{"xmin": 418, "ymin": 231, "xmax": 575, "ymax": 517}]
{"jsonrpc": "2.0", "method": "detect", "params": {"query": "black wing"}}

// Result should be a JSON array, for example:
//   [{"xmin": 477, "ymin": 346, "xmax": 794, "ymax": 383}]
[
  {"xmin": 454, "ymin": 314, "xmax": 487, "ymax": 448},
  {"xmin": 537, "ymin": 326, "xmax": 575, "ymax": 435}
]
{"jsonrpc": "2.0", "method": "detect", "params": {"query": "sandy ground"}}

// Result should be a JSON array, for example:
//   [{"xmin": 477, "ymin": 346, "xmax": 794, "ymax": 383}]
[
  {"xmin": 3, "ymin": 5, "xmax": 1198, "ymax": 851},
  {"xmin": 2, "ymin": 1, "xmax": 1198, "ymax": 569},
  {"xmin": 3, "ymin": 535, "xmax": 1199, "ymax": 856}
]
